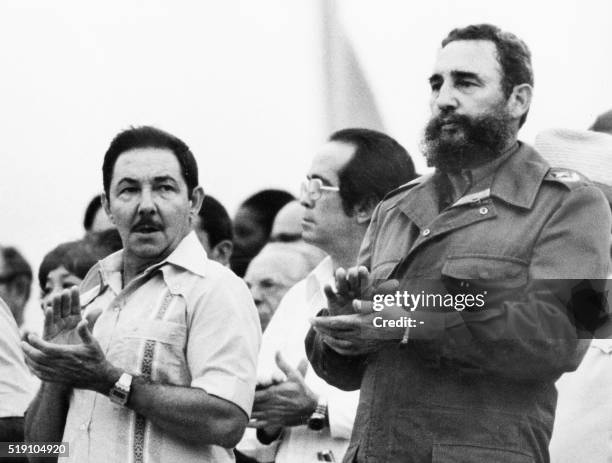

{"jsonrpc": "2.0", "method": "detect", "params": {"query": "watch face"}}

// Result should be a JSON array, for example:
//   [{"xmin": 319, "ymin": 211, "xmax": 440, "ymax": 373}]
[{"xmin": 307, "ymin": 415, "xmax": 325, "ymax": 431}]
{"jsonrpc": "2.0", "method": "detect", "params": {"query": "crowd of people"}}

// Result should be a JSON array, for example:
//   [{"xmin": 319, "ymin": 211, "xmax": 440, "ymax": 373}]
[{"xmin": 1, "ymin": 22, "xmax": 612, "ymax": 463}]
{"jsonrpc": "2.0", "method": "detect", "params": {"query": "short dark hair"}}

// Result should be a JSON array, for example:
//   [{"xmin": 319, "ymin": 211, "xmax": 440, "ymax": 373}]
[
  {"xmin": 240, "ymin": 189, "xmax": 295, "ymax": 238},
  {"xmin": 83, "ymin": 194, "xmax": 103, "ymax": 231},
  {"xmin": 102, "ymin": 126, "xmax": 199, "ymax": 198},
  {"xmin": 0, "ymin": 246, "xmax": 33, "ymax": 300},
  {"xmin": 329, "ymin": 128, "xmax": 416, "ymax": 215},
  {"xmin": 442, "ymin": 24, "xmax": 534, "ymax": 127},
  {"xmin": 197, "ymin": 195, "xmax": 233, "ymax": 248},
  {"xmin": 38, "ymin": 229, "xmax": 123, "ymax": 290}
]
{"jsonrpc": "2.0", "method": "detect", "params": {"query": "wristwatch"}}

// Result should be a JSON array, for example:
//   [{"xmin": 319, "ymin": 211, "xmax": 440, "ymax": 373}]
[
  {"xmin": 307, "ymin": 396, "xmax": 328, "ymax": 431},
  {"xmin": 109, "ymin": 372, "xmax": 133, "ymax": 406}
]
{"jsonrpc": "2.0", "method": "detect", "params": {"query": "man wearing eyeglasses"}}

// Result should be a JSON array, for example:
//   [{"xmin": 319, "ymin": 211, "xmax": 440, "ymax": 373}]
[{"xmin": 238, "ymin": 128, "xmax": 416, "ymax": 463}]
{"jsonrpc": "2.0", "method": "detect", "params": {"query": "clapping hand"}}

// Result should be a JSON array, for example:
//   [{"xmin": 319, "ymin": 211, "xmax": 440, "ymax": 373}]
[{"xmin": 21, "ymin": 287, "xmax": 121, "ymax": 393}]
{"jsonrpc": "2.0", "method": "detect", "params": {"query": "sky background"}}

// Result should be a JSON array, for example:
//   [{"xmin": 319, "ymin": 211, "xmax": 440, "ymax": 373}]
[{"xmin": 1, "ymin": 0, "xmax": 610, "ymax": 328}]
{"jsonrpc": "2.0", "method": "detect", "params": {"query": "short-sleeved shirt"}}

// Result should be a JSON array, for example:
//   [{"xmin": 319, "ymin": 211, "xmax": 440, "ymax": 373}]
[
  {"xmin": 62, "ymin": 232, "xmax": 261, "ymax": 463},
  {"xmin": 0, "ymin": 298, "xmax": 35, "ymax": 417},
  {"xmin": 237, "ymin": 257, "xmax": 359, "ymax": 462}
]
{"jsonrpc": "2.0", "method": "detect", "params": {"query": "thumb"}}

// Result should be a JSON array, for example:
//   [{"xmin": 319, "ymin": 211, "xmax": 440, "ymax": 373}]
[
  {"xmin": 275, "ymin": 351, "xmax": 303, "ymax": 381},
  {"xmin": 77, "ymin": 319, "xmax": 94, "ymax": 345},
  {"xmin": 375, "ymin": 279, "xmax": 400, "ymax": 295}
]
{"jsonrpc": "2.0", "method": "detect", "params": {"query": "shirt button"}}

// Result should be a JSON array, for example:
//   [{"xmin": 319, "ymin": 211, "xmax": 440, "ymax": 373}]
[
  {"xmin": 422, "ymin": 228, "xmax": 431, "ymax": 236},
  {"xmin": 479, "ymin": 207, "xmax": 488, "ymax": 215},
  {"xmin": 79, "ymin": 423, "xmax": 88, "ymax": 431},
  {"xmin": 172, "ymin": 284, "xmax": 181, "ymax": 292}
]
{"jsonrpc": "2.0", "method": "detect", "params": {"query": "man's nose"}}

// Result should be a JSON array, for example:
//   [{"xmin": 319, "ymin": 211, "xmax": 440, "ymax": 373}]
[
  {"xmin": 137, "ymin": 187, "xmax": 156, "ymax": 215},
  {"xmin": 299, "ymin": 190, "xmax": 313, "ymax": 209},
  {"xmin": 433, "ymin": 82, "xmax": 458, "ymax": 113},
  {"xmin": 250, "ymin": 286, "xmax": 263, "ymax": 306}
]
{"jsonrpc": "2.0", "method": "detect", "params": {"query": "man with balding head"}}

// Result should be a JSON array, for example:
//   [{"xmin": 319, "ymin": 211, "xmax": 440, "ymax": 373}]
[{"xmin": 239, "ymin": 128, "xmax": 415, "ymax": 463}]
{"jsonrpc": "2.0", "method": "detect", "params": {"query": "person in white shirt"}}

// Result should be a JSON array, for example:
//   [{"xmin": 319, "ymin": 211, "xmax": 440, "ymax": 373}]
[
  {"xmin": 0, "ymin": 297, "xmax": 35, "ymax": 443},
  {"xmin": 535, "ymin": 128, "xmax": 612, "ymax": 463},
  {"xmin": 237, "ymin": 128, "xmax": 416, "ymax": 462}
]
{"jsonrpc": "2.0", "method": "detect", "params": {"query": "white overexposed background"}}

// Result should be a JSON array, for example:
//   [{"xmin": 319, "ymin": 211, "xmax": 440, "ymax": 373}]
[{"xmin": 0, "ymin": 0, "xmax": 610, "ymax": 330}]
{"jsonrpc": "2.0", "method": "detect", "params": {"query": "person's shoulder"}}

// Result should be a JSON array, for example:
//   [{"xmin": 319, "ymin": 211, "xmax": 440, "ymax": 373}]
[
  {"xmin": 379, "ymin": 173, "xmax": 433, "ymax": 207},
  {"xmin": 542, "ymin": 167, "xmax": 592, "ymax": 191}
]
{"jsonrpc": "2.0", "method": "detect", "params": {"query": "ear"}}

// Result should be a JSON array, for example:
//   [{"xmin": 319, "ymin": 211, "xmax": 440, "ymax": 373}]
[
  {"xmin": 189, "ymin": 186, "xmax": 205, "ymax": 220},
  {"xmin": 211, "ymin": 240, "xmax": 233, "ymax": 267},
  {"xmin": 353, "ymin": 195, "xmax": 378, "ymax": 225},
  {"xmin": 507, "ymin": 83, "xmax": 532, "ymax": 121},
  {"xmin": 101, "ymin": 192, "xmax": 114, "ymax": 223}
]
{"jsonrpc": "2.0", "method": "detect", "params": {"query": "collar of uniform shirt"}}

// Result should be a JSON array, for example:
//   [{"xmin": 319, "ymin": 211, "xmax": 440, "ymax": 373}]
[
  {"xmin": 88, "ymin": 231, "xmax": 209, "ymax": 295},
  {"xmin": 446, "ymin": 141, "xmax": 519, "ymax": 202}
]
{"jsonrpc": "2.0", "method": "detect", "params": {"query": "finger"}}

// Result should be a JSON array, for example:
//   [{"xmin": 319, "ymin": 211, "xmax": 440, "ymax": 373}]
[
  {"xmin": 357, "ymin": 266, "xmax": 371, "ymax": 291},
  {"xmin": 254, "ymin": 388, "xmax": 273, "ymax": 404},
  {"xmin": 271, "ymin": 370, "xmax": 285, "ymax": 384},
  {"xmin": 296, "ymin": 358, "xmax": 309, "ymax": 377},
  {"xmin": 347, "ymin": 267, "xmax": 360, "ymax": 295},
  {"xmin": 21, "ymin": 341, "xmax": 45, "ymax": 362},
  {"xmin": 310, "ymin": 315, "xmax": 358, "ymax": 331},
  {"xmin": 70, "ymin": 287, "xmax": 82, "ymax": 316},
  {"xmin": 323, "ymin": 284, "xmax": 338, "ymax": 306},
  {"xmin": 52, "ymin": 294, "xmax": 62, "ymax": 325},
  {"xmin": 20, "ymin": 329, "xmax": 32, "ymax": 343},
  {"xmin": 353, "ymin": 299, "xmax": 375, "ymax": 314},
  {"xmin": 43, "ymin": 307, "xmax": 55, "ymax": 339},
  {"xmin": 26, "ymin": 334, "xmax": 69, "ymax": 356},
  {"xmin": 77, "ymin": 320, "xmax": 94, "ymax": 345},
  {"xmin": 60, "ymin": 289, "xmax": 71, "ymax": 318},
  {"xmin": 24, "ymin": 357, "xmax": 57, "ymax": 381},
  {"xmin": 315, "ymin": 327, "xmax": 359, "ymax": 341},
  {"xmin": 274, "ymin": 351, "xmax": 302, "ymax": 381},
  {"xmin": 247, "ymin": 419, "xmax": 270, "ymax": 429},
  {"xmin": 375, "ymin": 279, "xmax": 400, "ymax": 295},
  {"xmin": 322, "ymin": 335, "xmax": 357, "ymax": 353},
  {"xmin": 334, "ymin": 268, "xmax": 349, "ymax": 296},
  {"xmin": 250, "ymin": 411, "xmax": 271, "ymax": 421}
]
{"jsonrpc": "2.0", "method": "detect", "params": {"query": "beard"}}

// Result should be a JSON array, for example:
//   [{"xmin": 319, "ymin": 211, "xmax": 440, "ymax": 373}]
[{"xmin": 421, "ymin": 105, "xmax": 515, "ymax": 172}]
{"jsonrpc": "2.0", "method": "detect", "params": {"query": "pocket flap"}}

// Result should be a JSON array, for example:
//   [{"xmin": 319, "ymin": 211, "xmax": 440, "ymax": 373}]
[
  {"xmin": 442, "ymin": 255, "xmax": 528, "ymax": 287},
  {"xmin": 432, "ymin": 443, "xmax": 534, "ymax": 463},
  {"xmin": 125, "ymin": 320, "xmax": 186, "ymax": 346}
]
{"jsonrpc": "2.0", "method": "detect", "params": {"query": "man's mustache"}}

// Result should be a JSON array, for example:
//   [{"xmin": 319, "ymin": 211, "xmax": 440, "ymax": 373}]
[
  {"xmin": 131, "ymin": 219, "xmax": 163, "ymax": 232},
  {"xmin": 428, "ymin": 113, "xmax": 471, "ymax": 132}
]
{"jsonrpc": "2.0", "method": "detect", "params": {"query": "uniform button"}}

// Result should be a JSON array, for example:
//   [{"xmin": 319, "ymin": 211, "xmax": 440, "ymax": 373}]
[
  {"xmin": 479, "ymin": 207, "xmax": 488, "ymax": 215},
  {"xmin": 422, "ymin": 228, "xmax": 431, "ymax": 236}
]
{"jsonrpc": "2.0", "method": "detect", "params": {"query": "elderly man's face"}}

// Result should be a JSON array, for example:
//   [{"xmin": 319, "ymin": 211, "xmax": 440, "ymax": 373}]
[
  {"xmin": 424, "ymin": 39, "xmax": 515, "ymax": 171},
  {"xmin": 244, "ymin": 245, "xmax": 312, "ymax": 331},
  {"xmin": 105, "ymin": 148, "xmax": 198, "ymax": 266}
]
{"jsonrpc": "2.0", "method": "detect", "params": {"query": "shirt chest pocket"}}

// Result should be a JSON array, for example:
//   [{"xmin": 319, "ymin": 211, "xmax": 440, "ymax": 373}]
[
  {"xmin": 114, "ymin": 320, "xmax": 190, "ymax": 384},
  {"xmin": 441, "ymin": 255, "xmax": 529, "ymax": 300},
  {"xmin": 123, "ymin": 320, "xmax": 187, "ymax": 346}
]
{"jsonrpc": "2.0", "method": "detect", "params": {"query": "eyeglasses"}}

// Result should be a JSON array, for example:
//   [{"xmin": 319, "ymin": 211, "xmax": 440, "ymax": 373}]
[{"xmin": 300, "ymin": 178, "xmax": 340, "ymax": 201}]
